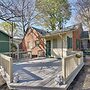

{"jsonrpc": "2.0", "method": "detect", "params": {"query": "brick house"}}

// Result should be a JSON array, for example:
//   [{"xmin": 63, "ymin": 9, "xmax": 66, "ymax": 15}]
[
  {"xmin": 44, "ymin": 24, "xmax": 83, "ymax": 58},
  {"xmin": 20, "ymin": 27, "xmax": 47, "ymax": 58},
  {"xmin": 73, "ymin": 24, "xmax": 82, "ymax": 50}
]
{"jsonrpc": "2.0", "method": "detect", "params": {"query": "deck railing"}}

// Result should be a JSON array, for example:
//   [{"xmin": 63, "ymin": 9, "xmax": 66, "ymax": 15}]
[
  {"xmin": 62, "ymin": 51, "xmax": 84, "ymax": 84},
  {"xmin": 0, "ymin": 54, "xmax": 13, "ymax": 83},
  {"xmin": 66, "ymin": 51, "xmax": 77, "ymax": 56},
  {"xmin": 2, "ymin": 51, "xmax": 32, "ymax": 62}
]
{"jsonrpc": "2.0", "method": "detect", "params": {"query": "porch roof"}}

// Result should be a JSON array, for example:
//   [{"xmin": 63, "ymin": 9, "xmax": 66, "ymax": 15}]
[
  {"xmin": 0, "ymin": 30, "xmax": 12, "ymax": 38},
  {"xmin": 43, "ymin": 23, "xmax": 82, "ymax": 38}
]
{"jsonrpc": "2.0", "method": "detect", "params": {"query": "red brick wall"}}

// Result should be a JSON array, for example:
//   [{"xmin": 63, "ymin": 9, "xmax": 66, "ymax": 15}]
[
  {"xmin": 21, "ymin": 28, "xmax": 45, "ymax": 57},
  {"xmin": 73, "ymin": 27, "xmax": 82, "ymax": 51}
]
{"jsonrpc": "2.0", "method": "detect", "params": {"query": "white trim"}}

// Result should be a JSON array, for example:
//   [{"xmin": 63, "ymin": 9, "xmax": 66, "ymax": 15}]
[{"xmin": 0, "ymin": 41, "xmax": 11, "ymax": 42}]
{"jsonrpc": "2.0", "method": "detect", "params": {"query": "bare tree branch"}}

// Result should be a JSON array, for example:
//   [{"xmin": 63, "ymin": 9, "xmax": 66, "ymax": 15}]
[
  {"xmin": 76, "ymin": 0, "xmax": 90, "ymax": 30},
  {"xmin": 0, "ymin": 0, "xmax": 37, "ymax": 35}
]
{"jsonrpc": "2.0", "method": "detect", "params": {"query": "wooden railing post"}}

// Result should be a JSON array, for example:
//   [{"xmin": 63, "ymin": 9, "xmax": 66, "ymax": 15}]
[
  {"xmin": 62, "ymin": 57, "xmax": 66, "ymax": 84},
  {"xmin": 0, "ymin": 54, "xmax": 1, "ymax": 66},
  {"xmin": 0, "ymin": 54, "xmax": 13, "ymax": 83},
  {"xmin": 9, "ymin": 58, "xmax": 13, "ymax": 83}
]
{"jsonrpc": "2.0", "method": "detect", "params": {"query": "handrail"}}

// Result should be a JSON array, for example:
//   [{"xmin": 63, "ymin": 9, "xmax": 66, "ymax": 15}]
[
  {"xmin": 62, "ymin": 51, "xmax": 84, "ymax": 84},
  {"xmin": 2, "ymin": 51, "xmax": 32, "ymax": 61},
  {"xmin": 2, "ymin": 51, "xmax": 31, "ymax": 54},
  {"xmin": 0, "ymin": 54, "xmax": 13, "ymax": 83}
]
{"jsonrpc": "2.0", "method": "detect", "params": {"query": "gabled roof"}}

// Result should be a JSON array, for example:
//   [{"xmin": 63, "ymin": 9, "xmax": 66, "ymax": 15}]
[
  {"xmin": 0, "ymin": 30, "xmax": 12, "ymax": 37},
  {"xmin": 25, "ymin": 26, "xmax": 47, "ymax": 36},
  {"xmin": 32, "ymin": 27, "xmax": 47, "ymax": 35},
  {"xmin": 44, "ymin": 23, "xmax": 82, "ymax": 37}
]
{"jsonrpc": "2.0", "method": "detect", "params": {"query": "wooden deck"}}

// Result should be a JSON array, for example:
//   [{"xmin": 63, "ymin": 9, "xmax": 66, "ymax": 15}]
[
  {"xmin": 9, "ymin": 58, "xmax": 63, "ymax": 90},
  {"xmin": 0, "ymin": 52, "xmax": 84, "ymax": 90}
]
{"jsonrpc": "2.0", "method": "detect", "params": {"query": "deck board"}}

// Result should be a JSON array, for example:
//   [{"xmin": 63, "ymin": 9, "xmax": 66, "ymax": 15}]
[{"xmin": 10, "ymin": 58, "xmax": 62, "ymax": 89}]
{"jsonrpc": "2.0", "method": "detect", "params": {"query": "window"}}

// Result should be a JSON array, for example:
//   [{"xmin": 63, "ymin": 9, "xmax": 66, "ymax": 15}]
[
  {"xmin": 67, "ymin": 36, "xmax": 72, "ymax": 49},
  {"xmin": 53, "ymin": 39, "xmax": 57, "ymax": 48},
  {"xmin": 29, "ymin": 42, "xmax": 32, "ymax": 49},
  {"xmin": 35, "ymin": 40, "xmax": 40, "ymax": 47},
  {"xmin": 76, "ymin": 39, "xmax": 80, "ymax": 49}
]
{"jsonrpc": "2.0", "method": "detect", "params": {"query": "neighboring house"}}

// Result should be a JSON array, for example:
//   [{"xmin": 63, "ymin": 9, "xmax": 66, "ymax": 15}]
[
  {"xmin": 81, "ymin": 31, "xmax": 90, "ymax": 50},
  {"xmin": 0, "ymin": 30, "xmax": 11, "ymax": 53},
  {"xmin": 20, "ymin": 27, "xmax": 47, "ymax": 58},
  {"xmin": 44, "ymin": 24, "xmax": 83, "ymax": 58}
]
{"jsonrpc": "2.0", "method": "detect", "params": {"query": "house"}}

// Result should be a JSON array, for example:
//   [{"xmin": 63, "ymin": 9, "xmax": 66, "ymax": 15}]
[
  {"xmin": 81, "ymin": 31, "xmax": 90, "ymax": 50},
  {"xmin": 44, "ymin": 24, "xmax": 83, "ymax": 58},
  {"xmin": 20, "ymin": 27, "xmax": 47, "ymax": 58},
  {"xmin": 0, "ymin": 30, "xmax": 11, "ymax": 53}
]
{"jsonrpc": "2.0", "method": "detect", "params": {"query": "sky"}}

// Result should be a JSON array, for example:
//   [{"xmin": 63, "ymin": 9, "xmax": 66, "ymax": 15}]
[
  {"xmin": 0, "ymin": 0, "xmax": 78, "ymax": 27},
  {"xmin": 67, "ymin": 0, "xmax": 88, "ymax": 31},
  {"xmin": 65, "ymin": 0, "xmax": 78, "ymax": 27}
]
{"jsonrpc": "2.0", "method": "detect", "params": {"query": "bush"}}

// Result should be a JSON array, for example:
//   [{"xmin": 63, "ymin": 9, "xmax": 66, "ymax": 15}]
[{"xmin": 75, "ymin": 54, "xmax": 82, "ymax": 58}]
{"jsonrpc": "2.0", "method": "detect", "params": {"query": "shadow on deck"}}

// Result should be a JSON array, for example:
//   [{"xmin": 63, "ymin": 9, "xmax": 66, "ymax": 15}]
[{"xmin": 9, "ymin": 58, "xmax": 62, "ymax": 90}]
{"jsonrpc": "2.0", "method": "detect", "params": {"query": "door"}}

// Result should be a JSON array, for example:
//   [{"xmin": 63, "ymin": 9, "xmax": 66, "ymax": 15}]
[{"xmin": 46, "ymin": 40, "xmax": 51, "ymax": 57}]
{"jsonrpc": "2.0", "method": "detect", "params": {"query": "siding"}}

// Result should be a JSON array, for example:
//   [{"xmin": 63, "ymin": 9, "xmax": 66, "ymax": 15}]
[
  {"xmin": 0, "ymin": 31, "xmax": 10, "ymax": 52},
  {"xmin": 46, "ymin": 34, "xmax": 68, "ymax": 58}
]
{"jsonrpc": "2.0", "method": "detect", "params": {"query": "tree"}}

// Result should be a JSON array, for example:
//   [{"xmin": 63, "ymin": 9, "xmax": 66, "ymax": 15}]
[
  {"xmin": 35, "ymin": 0, "xmax": 71, "ymax": 31},
  {"xmin": 76, "ymin": 0, "xmax": 90, "ymax": 31},
  {"xmin": 0, "ymin": 22, "xmax": 17, "ymax": 36},
  {"xmin": 0, "ymin": 0, "xmax": 36, "ymax": 35},
  {"xmin": 11, "ymin": 43, "xmax": 17, "ymax": 52}
]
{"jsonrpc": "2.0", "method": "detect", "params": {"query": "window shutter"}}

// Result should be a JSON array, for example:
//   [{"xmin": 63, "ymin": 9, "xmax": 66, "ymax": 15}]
[
  {"xmin": 67, "ymin": 36, "xmax": 72, "ymax": 49},
  {"xmin": 76, "ymin": 39, "xmax": 80, "ymax": 49},
  {"xmin": 67, "ymin": 36, "xmax": 69, "ymax": 49},
  {"xmin": 70, "ymin": 38, "xmax": 72, "ymax": 48}
]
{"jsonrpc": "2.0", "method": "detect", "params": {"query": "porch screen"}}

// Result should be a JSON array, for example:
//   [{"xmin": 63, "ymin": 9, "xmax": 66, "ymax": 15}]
[{"xmin": 67, "ymin": 36, "xmax": 72, "ymax": 49}]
